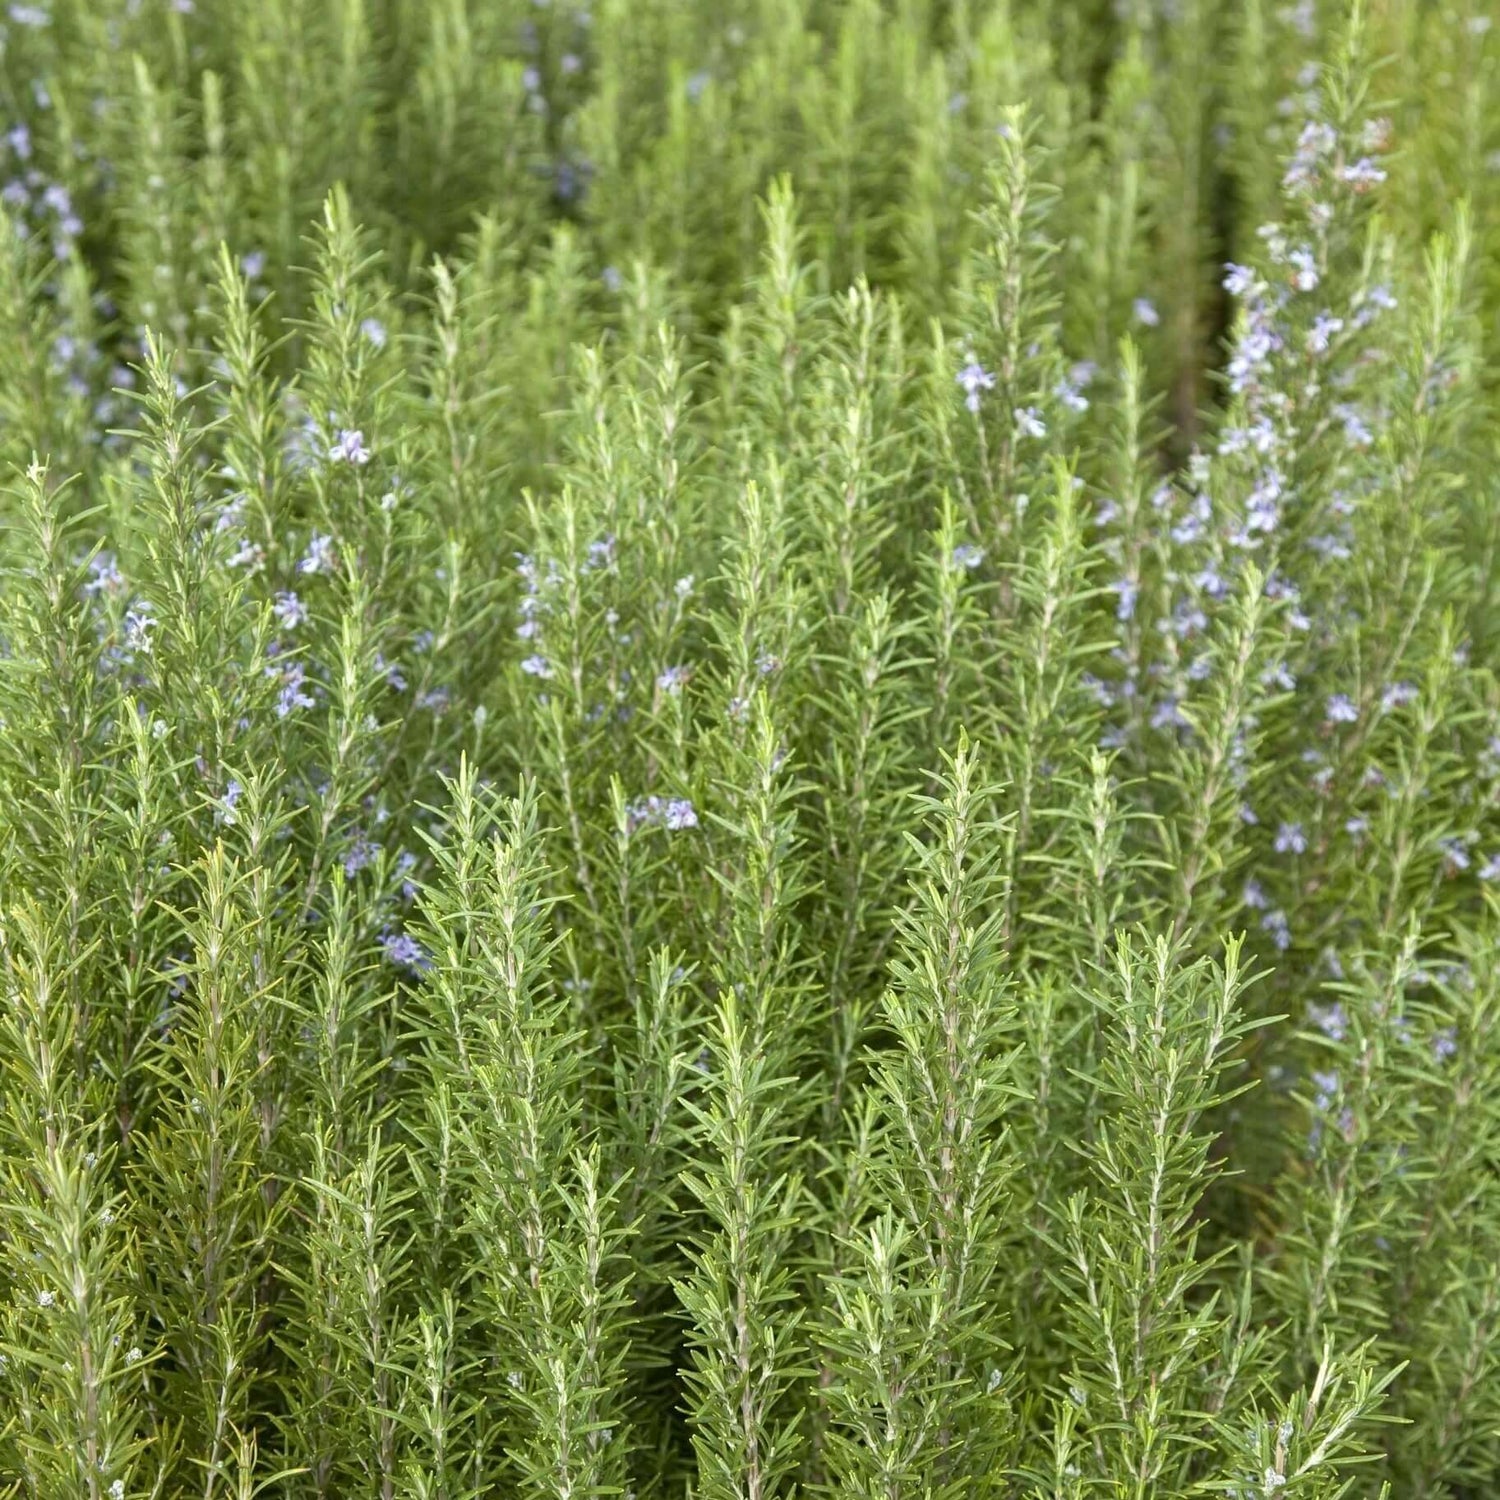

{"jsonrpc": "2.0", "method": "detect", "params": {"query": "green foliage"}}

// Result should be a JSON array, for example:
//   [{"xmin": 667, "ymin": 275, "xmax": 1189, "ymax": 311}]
[{"xmin": 0, "ymin": 0, "xmax": 1497, "ymax": 1496}]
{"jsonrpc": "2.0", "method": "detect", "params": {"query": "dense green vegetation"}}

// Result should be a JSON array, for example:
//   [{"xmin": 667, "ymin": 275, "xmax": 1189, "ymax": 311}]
[{"xmin": 0, "ymin": 0, "xmax": 1497, "ymax": 1495}]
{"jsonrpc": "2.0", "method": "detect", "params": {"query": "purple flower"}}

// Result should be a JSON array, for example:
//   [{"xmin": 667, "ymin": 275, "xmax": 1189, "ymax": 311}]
[
  {"xmin": 360, "ymin": 318, "xmax": 387, "ymax": 349},
  {"xmin": 1380, "ymin": 681, "xmax": 1417, "ymax": 713},
  {"xmin": 344, "ymin": 835, "xmax": 380, "ymax": 878},
  {"xmin": 241, "ymin": 250, "xmax": 267, "ymax": 280},
  {"xmin": 1311, "ymin": 1069, "xmax": 1339, "ymax": 1112},
  {"xmin": 85, "ymin": 553, "xmax": 124, "ymax": 596},
  {"xmin": 520, "ymin": 654, "xmax": 553, "ymax": 680},
  {"xmin": 329, "ymin": 429, "xmax": 372, "ymax": 466},
  {"xmin": 1014, "ymin": 406, "xmax": 1047, "ymax": 440},
  {"xmin": 1132, "ymin": 297, "xmax": 1160, "ymax": 328},
  {"xmin": 955, "ymin": 361, "xmax": 995, "ymax": 413},
  {"xmin": 664, "ymin": 798, "xmax": 698, "ymax": 830},
  {"xmin": 656, "ymin": 665, "xmax": 689, "ymax": 695},
  {"xmin": 1338, "ymin": 157, "xmax": 1387, "ymax": 191},
  {"xmin": 1242, "ymin": 877, "xmax": 1269, "ymax": 910},
  {"xmin": 1335, "ymin": 404, "xmax": 1373, "ymax": 448},
  {"xmin": 1261, "ymin": 908, "xmax": 1292, "ymax": 951},
  {"xmin": 1308, "ymin": 1001, "xmax": 1348, "ymax": 1042},
  {"xmin": 273, "ymin": 661, "xmax": 316, "ymax": 717},
  {"xmin": 124, "ymin": 608, "xmax": 157, "ymax": 655},
  {"xmin": 1325, "ymin": 693, "xmax": 1358, "ymax": 724},
  {"xmin": 627, "ymin": 795, "xmax": 698, "ymax": 833},
  {"xmin": 299, "ymin": 533, "xmax": 336, "ymax": 575},
  {"xmin": 1479, "ymin": 854, "xmax": 1500, "ymax": 882},
  {"xmin": 1432, "ymin": 1028, "xmax": 1459, "ymax": 1063},
  {"xmin": 1274, "ymin": 821, "xmax": 1307, "ymax": 855},
  {"xmin": 1307, "ymin": 313, "xmax": 1344, "ymax": 354},
  {"xmin": 1053, "ymin": 375, "xmax": 1089, "ymax": 413},
  {"xmin": 1222, "ymin": 258, "xmax": 1259, "ymax": 304},
  {"xmin": 217, "ymin": 779, "xmax": 243, "ymax": 827},
  {"xmin": 381, "ymin": 932, "xmax": 431, "ymax": 973},
  {"xmin": 1286, "ymin": 247, "xmax": 1319, "ymax": 292},
  {"xmin": 951, "ymin": 543, "xmax": 985, "ymax": 571},
  {"xmin": 1439, "ymin": 836, "xmax": 1471, "ymax": 875},
  {"xmin": 273, "ymin": 591, "xmax": 307, "ymax": 629}
]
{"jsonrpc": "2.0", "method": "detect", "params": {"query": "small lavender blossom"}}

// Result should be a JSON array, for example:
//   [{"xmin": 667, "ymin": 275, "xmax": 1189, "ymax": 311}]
[
  {"xmin": 1478, "ymin": 854, "xmax": 1500, "ymax": 882},
  {"xmin": 626, "ymin": 795, "xmax": 698, "ymax": 833},
  {"xmin": 1274, "ymin": 821, "xmax": 1307, "ymax": 855},
  {"xmin": 360, "ymin": 317, "xmax": 387, "ymax": 348},
  {"xmin": 1112, "ymin": 577, "xmax": 1137, "ymax": 623},
  {"xmin": 1432, "ymin": 1028, "xmax": 1459, "ymax": 1063},
  {"xmin": 1311, "ymin": 1069, "xmax": 1339, "ymax": 1112},
  {"xmin": 272, "ymin": 591, "xmax": 307, "ymax": 629},
  {"xmin": 124, "ymin": 608, "xmax": 157, "ymax": 655},
  {"xmin": 1325, "ymin": 693, "xmax": 1358, "ymax": 724},
  {"xmin": 299, "ymin": 532, "xmax": 335, "ymax": 575},
  {"xmin": 344, "ymin": 835, "xmax": 381, "ymax": 878},
  {"xmin": 955, "ymin": 360, "xmax": 995, "ymax": 413},
  {"xmin": 1150, "ymin": 696, "xmax": 1189, "ymax": 732},
  {"xmin": 1334, "ymin": 404, "xmax": 1373, "ymax": 448},
  {"xmin": 1053, "ymin": 375, "xmax": 1089, "ymax": 413},
  {"xmin": 1438, "ymin": 836, "xmax": 1471, "ymax": 875},
  {"xmin": 1380, "ymin": 681, "xmax": 1417, "ymax": 712},
  {"xmin": 1337, "ymin": 157, "xmax": 1387, "ymax": 191},
  {"xmin": 1242, "ymin": 877, "xmax": 1269, "ymax": 910},
  {"xmin": 1308, "ymin": 1001, "xmax": 1348, "ymax": 1042},
  {"xmin": 274, "ymin": 662, "xmax": 316, "ymax": 718},
  {"xmin": 9, "ymin": 7, "xmax": 50, "ymax": 32},
  {"xmin": 656, "ymin": 665, "xmax": 689, "ymax": 694},
  {"xmin": 1307, "ymin": 313, "xmax": 1343, "ymax": 353},
  {"xmin": 951, "ymin": 543, "xmax": 985, "ymax": 570},
  {"xmin": 1014, "ymin": 406, "xmax": 1047, "ymax": 440},
  {"xmin": 1132, "ymin": 297, "xmax": 1160, "ymax": 328},
  {"xmin": 520, "ymin": 654, "xmax": 554, "ymax": 680},
  {"xmin": 1223, "ymin": 263, "xmax": 1256, "ymax": 297},
  {"xmin": 329, "ymin": 428, "xmax": 372, "ymax": 466},
  {"xmin": 217, "ymin": 779, "xmax": 243, "ymax": 827},
  {"xmin": 241, "ymin": 249, "xmax": 267, "ymax": 279},
  {"xmin": 1287, "ymin": 247, "xmax": 1319, "ymax": 291},
  {"xmin": 381, "ymin": 932, "xmax": 431, "ymax": 973},
  {"xmin": 1068, "ymin": 360, "xmax": 1099, "ymax": 390},
  {"xmin": 85, "ymin": 553, "xmax": 124, "ymax": 596},
  {"xmin": 664, "ymin": 798, "xmax": 698, "ymax": 830},
  {"xmin": 1261, "ymin": 908, "xmax": 1292, "ymax": 951}
]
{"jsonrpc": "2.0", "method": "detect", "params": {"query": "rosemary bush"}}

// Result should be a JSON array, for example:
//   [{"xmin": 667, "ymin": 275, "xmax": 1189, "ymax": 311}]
[{"xmin": 0, "ymin": 0, "xmax": 1498, "ymax": 1496}]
